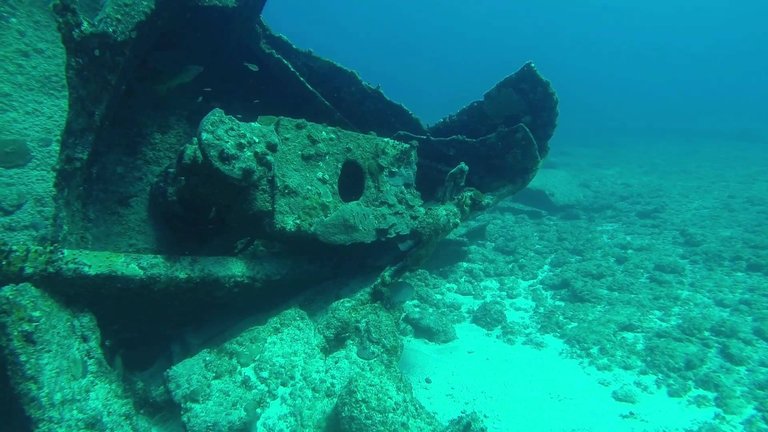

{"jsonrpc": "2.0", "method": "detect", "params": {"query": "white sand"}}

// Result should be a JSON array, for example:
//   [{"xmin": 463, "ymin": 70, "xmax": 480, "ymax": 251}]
[{"xmin": 400, "ymin": 323, "xmax": 721, "ymax": 432}]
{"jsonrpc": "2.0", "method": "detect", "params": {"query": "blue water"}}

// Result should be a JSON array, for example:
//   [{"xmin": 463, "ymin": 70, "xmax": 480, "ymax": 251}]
[
  {"xmin": 1, "ymin": 1, "xmax": 767, "ymax": 431},
  {"xmin": 264, "ymin": 1, "xmax": 768, "ymax": 142},
  {"xmin": 262, "ymin": 3, "xmax": 768, "ymax": 430}
]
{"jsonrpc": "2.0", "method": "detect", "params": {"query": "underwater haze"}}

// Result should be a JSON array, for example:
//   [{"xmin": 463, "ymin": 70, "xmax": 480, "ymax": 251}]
[
  {"xmin": 265, "ymin": 0, "xmax": 768, "ymax": 142},
  {"xmin": 1, "ymin": 0, "xmax": 768, "ymax": 431}
]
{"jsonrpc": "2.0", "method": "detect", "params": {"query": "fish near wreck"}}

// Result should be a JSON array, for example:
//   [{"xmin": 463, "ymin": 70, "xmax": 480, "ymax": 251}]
[{"xmin": 153, "ymin": 64, "xmax": 205, "ymax": 94}]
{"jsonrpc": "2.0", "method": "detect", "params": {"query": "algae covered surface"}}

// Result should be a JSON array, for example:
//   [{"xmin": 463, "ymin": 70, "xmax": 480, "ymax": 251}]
[
  {"xmin": 1, "ymin": 1, "xmax": 768, "ymax": 432},
  {"xmin": 0, "ymin": 0, "xmax": 66, "ymax": 245}
]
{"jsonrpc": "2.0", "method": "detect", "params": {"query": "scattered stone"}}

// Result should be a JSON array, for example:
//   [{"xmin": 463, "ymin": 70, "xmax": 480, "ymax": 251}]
[
  {"xmin": 403, "ymin": 303, "xmax": 457, "ymax": 343},
  {"xmin": 611, "ymin": 385, "xmax": 638, "ymax": 404},
  {"xmin": 471, "ymin": 300, "xmax": 507, "ymax": 330},
  {"xmin": 167, "ymin": 308, "xmax": 333, "ymax": 432},
  {"xmin": 499, "ymin": 322, "xmax": 523, "ymax": 344},
  {"xmin": 332, "ymin": 361, "xmax": 443, "ymax": 432},
  {"xmin": 166, "ymin": 305, "xmax": 446, "ymax": 431},
  {"xmin": 443, "ymin": 412, "xmax": 489, "ymax": 432},
  {"xmin": 665, "ymin": 378, "xmax": 692, "ymax": 398},
  {"xmin": 714, "ymin": 388, "xmax": 749, "ymax": 415},
  {"xmin": 317, "ymin": 298, "xmax": 402, "ymax": 361}
]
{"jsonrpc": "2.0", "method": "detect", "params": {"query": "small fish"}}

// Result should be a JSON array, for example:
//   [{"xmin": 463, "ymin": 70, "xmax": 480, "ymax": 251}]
[
  {"xmin": 243, "ymin": 62, "xmax": 260, "ymax": 72},
  {"xmin": 154, "ymin": 65, "xmax": 204, "ymax": 94}
]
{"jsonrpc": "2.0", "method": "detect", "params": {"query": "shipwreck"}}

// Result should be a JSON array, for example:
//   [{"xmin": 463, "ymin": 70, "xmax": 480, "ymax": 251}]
[{"xmin": 0, "ymin": 0, "xmax": 558, "ymax": 430}]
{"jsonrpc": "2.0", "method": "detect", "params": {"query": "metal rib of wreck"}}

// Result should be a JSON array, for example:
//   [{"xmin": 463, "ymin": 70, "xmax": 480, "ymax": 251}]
[{"xmin": 3, "ymin": 0, "xmax": 558, "ymax": 371}]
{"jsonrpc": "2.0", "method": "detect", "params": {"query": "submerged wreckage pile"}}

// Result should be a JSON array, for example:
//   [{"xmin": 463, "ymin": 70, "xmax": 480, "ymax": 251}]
[{"xmin": 0, "ymin": 0, "xmax": 557, "ymax": 430}]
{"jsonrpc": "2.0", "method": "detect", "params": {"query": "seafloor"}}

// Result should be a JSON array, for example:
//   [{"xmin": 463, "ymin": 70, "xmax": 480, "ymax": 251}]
[
  {"xmin": 401, "ymin": 137, "xmax": 768, "ymax": 431},
  {"xmin": 1, "ymin": 2, "xmax": 767, "ymax": 432}
]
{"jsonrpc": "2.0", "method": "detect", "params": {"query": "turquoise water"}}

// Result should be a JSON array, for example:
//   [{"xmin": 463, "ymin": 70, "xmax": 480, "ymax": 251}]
[
  {"xmin": 400, "ymin": 139, "xmax": 768, "ymax": 430},
  {"xmin": 264, "ymin": 1, "xmax": 768, "ymax": 140},
  {"xmin": 1, "ymin": 1, "xmax": 767, "ymax": 431}
]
